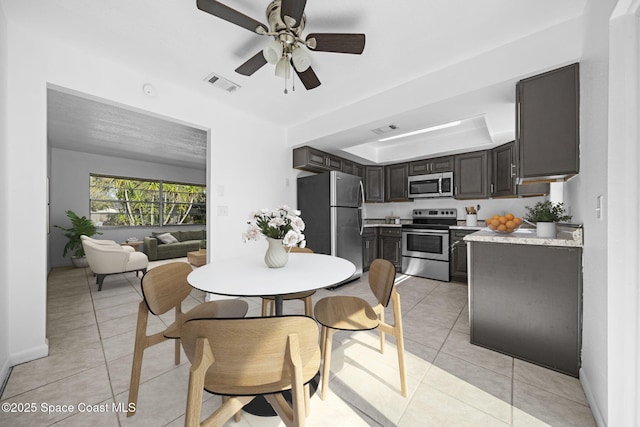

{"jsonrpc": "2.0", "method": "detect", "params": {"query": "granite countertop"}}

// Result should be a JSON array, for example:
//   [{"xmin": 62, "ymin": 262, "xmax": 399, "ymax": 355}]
[
  {"xmin": 363, "ymin": 218, "xmax": 408, "ymax": 228},
  {"xmin": 464, "ymin": 226, "xmax": 583, "ymax": 248}
]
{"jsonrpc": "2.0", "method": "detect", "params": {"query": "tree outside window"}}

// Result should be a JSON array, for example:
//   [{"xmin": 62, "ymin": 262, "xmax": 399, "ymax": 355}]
[{"xmin": 90, "ymin": 175, "xmax": 206, "ymax": 227}]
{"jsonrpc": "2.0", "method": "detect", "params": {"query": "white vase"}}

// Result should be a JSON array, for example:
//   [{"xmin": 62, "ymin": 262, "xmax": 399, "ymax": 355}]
[
  {"xmin": 264, "ymin": 237, "xmax": 288, "ymax": 268},
  {"xmin": 536, "ymin": 222, "xmax": 557, "ymax": 238}
]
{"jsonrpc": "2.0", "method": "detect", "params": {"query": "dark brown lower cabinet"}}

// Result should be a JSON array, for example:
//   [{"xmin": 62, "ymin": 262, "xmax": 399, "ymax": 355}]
[
  {"xmin": 378, "ymin": 227, "xmax": 402, "ymax": 272},
  {"xmin": 362, "ymin": 227, "xmax": 378, "ymax": 271},
  {"xmin": 468, "ymin": 241, "xmax": 582, "ymax": 377},
  {"xmin": 450, "ymin": 229, "xmax": 475, "ymax": 282}
]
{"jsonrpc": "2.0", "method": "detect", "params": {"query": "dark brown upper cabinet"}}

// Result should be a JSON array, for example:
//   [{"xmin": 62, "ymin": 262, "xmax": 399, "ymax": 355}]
[
  {"xmin": 454, "ymin": 150, "xmax": 490, "ymax": 199},
  {"xmin": 364, "ymin": 166, "xmax": 385, "ymax": 202},
  {"xmin": 342, "ymin": 160, "xmax": 363, "ymax": 178},
  {"xmin": 408, "ymin": 155, "xmax": 453, "ymax": 176},
  {"xmin": 516, "ymin": 63, "xmax": 580, "ymax": 183},
  {"xmin": 491, "ymin": 142, "xmax": 517, "ymax": 197},
  {"xmin": 491, "ymin": 141, "xmax": 550, "ymax": 198},
  {"xmin": 385, "ymin": 163, "xmax": 409, "ymax": 202},
  {"xmin": 292, "ymin": 146, "xmax": 343, "ymax": 173}
]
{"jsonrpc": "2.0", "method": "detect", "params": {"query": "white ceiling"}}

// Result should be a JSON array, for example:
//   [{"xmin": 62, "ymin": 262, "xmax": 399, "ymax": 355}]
[{"xmin": 2, "ymin": 0, "xmax": 588, "ymax": 166}]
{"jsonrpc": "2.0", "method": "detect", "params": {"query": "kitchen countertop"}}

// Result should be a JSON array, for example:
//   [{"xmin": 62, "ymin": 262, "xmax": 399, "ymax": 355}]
[
  {"xmin": 464, "ymin": 226, "xmax": 583, "ymax": 248},
  {"xmin": 450, "ymin": 224, "xmax": 485, "ymax": 231}
]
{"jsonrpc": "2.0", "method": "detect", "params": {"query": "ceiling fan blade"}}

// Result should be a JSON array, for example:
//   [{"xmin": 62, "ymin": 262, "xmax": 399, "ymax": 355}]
[
  {"xmin": 306, "ymin": 33, "xmax": 366, "ymax": 54},
  {"xmin": 235, "ymin": 51, "xmax": 268, "ymax": 76},
  {"xmin": 281, "ymin": 0, "xmax": 307, "ymax": 28},
  {"xmin": 294, "ymin": 66, "xmax": 321, "ymax": 90},
  {"xmin": 197, "ymin": 0, "xmax": 268, "ymax": 34}
]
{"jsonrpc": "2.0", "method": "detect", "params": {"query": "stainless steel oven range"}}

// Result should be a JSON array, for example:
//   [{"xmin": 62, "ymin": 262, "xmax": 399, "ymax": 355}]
[{"xmin": 401, "ymin": 208, "xmax": 457, "ymax": 281}]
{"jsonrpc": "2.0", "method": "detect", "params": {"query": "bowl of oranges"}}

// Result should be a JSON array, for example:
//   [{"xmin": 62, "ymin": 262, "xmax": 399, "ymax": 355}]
[{"xmin": 485, "ymin": 213, "xmax": 523, "ymax": 233}]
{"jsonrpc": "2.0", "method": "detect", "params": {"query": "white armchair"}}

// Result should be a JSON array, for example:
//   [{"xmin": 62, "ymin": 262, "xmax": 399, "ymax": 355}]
[
  {"xmin": 81, "ymin": 236, "xmax": 149, "ymax": 291},
  {"xmin": 80, "ymin": 235, "xmax": 135, "ymax": 252}
]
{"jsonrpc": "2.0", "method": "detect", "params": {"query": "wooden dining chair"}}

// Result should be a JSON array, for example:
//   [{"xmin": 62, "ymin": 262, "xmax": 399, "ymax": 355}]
[
  {"xmin": 313, "ymin": 258, "xmax": 407, "ymax": 399},
  {"xmin": 127, "ymin": 262, "xmax": 249, "ymax": 417},
  {"xmin": 261, "ymin": 247, "xmax": 315, "ymax": 316},
  {"xmin": 181, "ymin": 316, "xmax": 321, "ymax": 427}
]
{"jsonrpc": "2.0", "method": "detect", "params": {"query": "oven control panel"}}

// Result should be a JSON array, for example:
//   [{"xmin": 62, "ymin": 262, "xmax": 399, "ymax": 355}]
[{"xmin": 412, "ymin": 208, "xmax": 457, "ymax": 219}]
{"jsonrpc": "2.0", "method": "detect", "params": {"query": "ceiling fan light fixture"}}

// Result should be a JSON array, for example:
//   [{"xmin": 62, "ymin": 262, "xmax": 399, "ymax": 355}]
[
  {"xmin": 292, "ymin": 47, "xmax": 311, "ymax": 72},
  {"xmin": 275, "ymin": 56, "xmax": 291, "ymax": 78},
  {"xmin": 263, "ymin": 39, "xmax": 284, "ymax": 64}
]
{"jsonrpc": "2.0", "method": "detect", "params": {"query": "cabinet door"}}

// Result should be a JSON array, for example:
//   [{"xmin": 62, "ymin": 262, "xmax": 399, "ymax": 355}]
[
  {"xmin": 385, "ymin": 163, "xmax": 409, "ymax": 202},
  {"xmin": 450, "ymin": 230, "xmax": 473, "ymax": 282},
  {"xmin": 362, "ymin": 228, "xmax": 378, "ymax": 272},
  {"xmin": 326, "ymin": 155, "xmax": 342, "ymax": 171},
  {"xmin": 491, "ymin": 142, "xmax": 517, "ymax": 197},
  {"xmin": 431, "ymin": 156, "xmax": 453, "ymax": 173},
  {"xmin": 517, "ymin": 63, "xmax": 579, "ymax": 182},
  {"xmin": 379, "ymin": 228, "xmax": 402, "ymax": 271},
  {"xmin": 454, "ymin": 151, "xmax": 490, "ymax": 199},
  {"xmin": 408, "ymin": 160, "xmax": 430, "ymax": 176},
  {"xmin": 364, "ymin": 166, "xmax": 385, "ymax": 202}
]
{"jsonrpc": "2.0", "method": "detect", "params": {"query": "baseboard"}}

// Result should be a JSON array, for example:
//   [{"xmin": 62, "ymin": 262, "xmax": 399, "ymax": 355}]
[
  {"xmin": 0, "ymin": 358, "xmax": 11, "ymax": 398},
  {"xmin": 580, "ymin": 367, "xmax": 607, "ymax": 427},
  {"xmin": 8, "ymin": 341, "xmax": 49, "ymax": 369}
]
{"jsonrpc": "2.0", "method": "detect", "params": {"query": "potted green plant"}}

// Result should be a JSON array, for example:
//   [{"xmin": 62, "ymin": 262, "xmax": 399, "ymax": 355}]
[
  {"xmin": 54, "ymin": 210, "xmax": 102, "ymax": 267},
  {"xmin": 524, "ymin": 201, "xmax": 572, "ymax": 238}
]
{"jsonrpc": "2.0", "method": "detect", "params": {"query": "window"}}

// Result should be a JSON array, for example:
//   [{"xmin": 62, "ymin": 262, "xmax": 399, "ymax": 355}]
[{"xmin": 90, "ymin": 175, "xmax": 206, "ymax": 227}]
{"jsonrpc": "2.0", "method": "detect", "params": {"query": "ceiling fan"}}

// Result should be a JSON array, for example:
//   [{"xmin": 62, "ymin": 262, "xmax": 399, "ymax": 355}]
[{"xmin": 196, "ymin": 0, "xmax": 366, "ymax": 92}]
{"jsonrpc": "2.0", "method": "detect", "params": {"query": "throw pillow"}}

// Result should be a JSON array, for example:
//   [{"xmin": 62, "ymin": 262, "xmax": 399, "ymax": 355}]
[{"xmin": 157, "ymin": 232, "xmax": 178, "ymax": 244}]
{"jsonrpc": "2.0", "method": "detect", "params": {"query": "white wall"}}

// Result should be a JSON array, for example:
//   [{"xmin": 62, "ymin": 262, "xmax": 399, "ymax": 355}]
[
  {"xmin": 606, "ymin": 1, "xmax": 640, "ymax": 425},
  {"xmin": 565, "ymin": 1, "xmax": 617, "ymax": 424},
  {"xmin": 49, "ymin": 148, "xmax": 206, "ymax": 267},
  {"xmin": 4, "ymin": 24, "xmax": 292, "ymax": 368},
  {"xmin": 0, "ymin": 1, "xmax": 11, "ymax": 387}
]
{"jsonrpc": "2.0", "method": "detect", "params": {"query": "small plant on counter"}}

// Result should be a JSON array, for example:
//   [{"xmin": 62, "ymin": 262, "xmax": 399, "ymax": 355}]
[{"xmin": 524, "ymin": 201, "xmax": 572, "ymax": 223}]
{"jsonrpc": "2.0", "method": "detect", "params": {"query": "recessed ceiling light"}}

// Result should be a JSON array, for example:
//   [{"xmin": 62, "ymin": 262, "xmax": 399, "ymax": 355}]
[{"xmin": 378, "ymin": 120, "xmax": 462, "ymax": 142}]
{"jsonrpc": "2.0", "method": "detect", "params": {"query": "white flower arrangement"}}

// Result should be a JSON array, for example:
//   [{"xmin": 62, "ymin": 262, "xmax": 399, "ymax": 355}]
[{"xmin": 242, "ymin": 205, "xmax": 306, "ymax": 248}]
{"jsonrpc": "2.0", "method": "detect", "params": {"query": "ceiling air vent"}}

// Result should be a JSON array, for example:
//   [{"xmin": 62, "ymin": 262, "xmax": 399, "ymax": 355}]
[
  {"xmin": 371, "ymin": 124, "xmax": 398, "ymax": 135},
  {"xmin": 204, "ymin": 72, "xmax": 241, "ymax": 93}
]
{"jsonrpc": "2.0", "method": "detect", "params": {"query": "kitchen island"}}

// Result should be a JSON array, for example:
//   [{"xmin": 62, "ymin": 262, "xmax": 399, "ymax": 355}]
[{"xmin": 464, "ymin": 226, "xmax": 583, "ymax": 377}]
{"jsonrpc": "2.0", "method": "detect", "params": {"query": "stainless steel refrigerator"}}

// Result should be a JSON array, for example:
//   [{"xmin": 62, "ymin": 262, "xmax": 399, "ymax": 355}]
[{"xmin": 297, "ymin": 171, "xmax": 363, "ymax": 284}]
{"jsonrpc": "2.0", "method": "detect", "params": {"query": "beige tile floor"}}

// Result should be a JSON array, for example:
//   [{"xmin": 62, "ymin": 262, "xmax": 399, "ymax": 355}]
[{"xmin": 1, "ymin": 258, "xmax": 596, "ymax": 426}]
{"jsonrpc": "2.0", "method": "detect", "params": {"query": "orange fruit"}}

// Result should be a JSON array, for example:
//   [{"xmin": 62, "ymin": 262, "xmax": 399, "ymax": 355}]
[
  {"xmin": 492, "ymin": 214, "xmax": 500, "ymax": 220},
  {"xmin": 490, "ymin": 219, "xmax": 500, "ymax": 227},
  {"xmin": 499, "ymin": 216, "xmax": 508, "ymax": 224},
  {"xmin": 506, "ymin": 220, "xmax": 516, "ymax": 229},
  {"xmin": 513, "ymin": 217, "xmax": 522, "ymax": 225},
  {"xmin": 497, "ymin": 224, "xmax": 507, "ymax": 232},
  {"xmin": 489, "ymin": 223, "xmax": 497, "ymax": 230},
  {"xmin": 485, "ymin": 219, "xmax": 491, "ymax": 226},
  {"xmin": 505, "ymin": 213, "xmax": 515, "ymax": 220}
]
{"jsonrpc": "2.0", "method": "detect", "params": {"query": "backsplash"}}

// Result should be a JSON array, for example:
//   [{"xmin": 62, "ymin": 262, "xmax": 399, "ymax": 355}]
[{"xmin": 364, "ymin": 195, "xmax": 547, "ymax": 222}]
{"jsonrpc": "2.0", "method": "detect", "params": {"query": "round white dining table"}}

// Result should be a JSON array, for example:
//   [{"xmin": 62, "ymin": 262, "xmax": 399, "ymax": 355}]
[{"xmin": 187, "ymin": 253, "xmax": 356, "ymax": 315}]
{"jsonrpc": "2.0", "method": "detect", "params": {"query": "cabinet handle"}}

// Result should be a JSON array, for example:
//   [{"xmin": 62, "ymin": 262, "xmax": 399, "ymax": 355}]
[
  {"xmin": 511, "ymin": 163, "xmax": 516, "ymax": 177},
  {"xmin": 491, "ymin": 183, "xmax": 495, "ymax": 193}
]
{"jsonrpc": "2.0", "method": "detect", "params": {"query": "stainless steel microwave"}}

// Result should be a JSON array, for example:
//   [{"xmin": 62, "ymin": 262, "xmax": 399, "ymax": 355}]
[{"xmin": 407, "ymin": 172, "xmax": 454, "ymax": 198}]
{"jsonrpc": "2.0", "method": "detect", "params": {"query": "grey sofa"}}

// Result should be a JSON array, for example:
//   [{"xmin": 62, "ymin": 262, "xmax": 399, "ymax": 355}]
[{"xmin": 143, "ymin": 229, "xmax": 206, "ymax": 261}]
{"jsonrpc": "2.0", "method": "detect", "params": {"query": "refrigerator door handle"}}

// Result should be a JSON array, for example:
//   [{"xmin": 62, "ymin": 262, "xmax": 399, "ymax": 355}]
[{"xmin": 358, "ymin": 180, "xmax": 365, "ymax": 235}]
